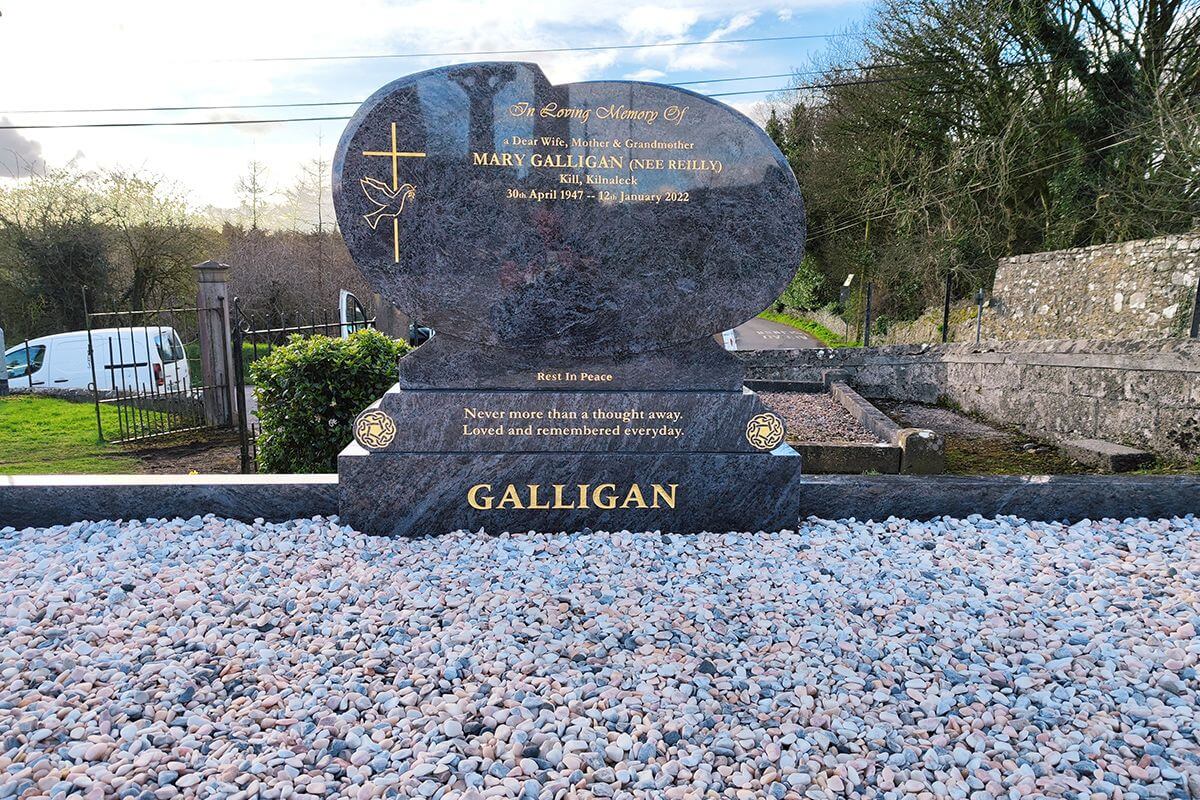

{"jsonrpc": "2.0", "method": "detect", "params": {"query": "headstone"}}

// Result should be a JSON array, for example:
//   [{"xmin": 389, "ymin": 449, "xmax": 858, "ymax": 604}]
[{"xmin": 334, "ymin": 62, "xmax": 806, "ymax": 535}]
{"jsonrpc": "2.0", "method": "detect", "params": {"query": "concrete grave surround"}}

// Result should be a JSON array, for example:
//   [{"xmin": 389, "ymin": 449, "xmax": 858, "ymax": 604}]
[{"xmin": 332, "ymin": 62, "xmax": 807, "ymax": 535}]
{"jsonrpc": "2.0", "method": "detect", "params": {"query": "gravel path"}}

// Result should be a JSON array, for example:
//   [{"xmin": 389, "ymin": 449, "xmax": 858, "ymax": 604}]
[
  {"xmin": 759, "ymin": 392, "xmax": 880, "ymax": 443},
  {"xmin": 2, "ymin": 516, "xmax": 1198, "ymax": 799}
]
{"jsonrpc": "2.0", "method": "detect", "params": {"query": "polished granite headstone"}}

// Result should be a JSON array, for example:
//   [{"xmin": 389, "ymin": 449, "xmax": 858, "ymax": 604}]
[{"xmin": 333, "ymin": 62, "xmax": 806, "ymax": 535}]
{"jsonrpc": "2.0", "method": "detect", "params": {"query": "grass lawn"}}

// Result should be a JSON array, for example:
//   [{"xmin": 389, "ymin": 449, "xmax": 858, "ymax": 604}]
[
  {"xmin": 757, "ymin": 309, "xmax": 858, "ymax": 348},
  {"xmin": 0, "ymin": 395, "xmax": 138, "ymax": 474}
]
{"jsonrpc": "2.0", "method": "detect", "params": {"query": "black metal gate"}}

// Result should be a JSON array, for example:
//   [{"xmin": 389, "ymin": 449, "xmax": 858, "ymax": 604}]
[
  {"xmin": 85, "ymin": 299, "xmax": 234, "ymax": 444},
  {"xmin": 232, "ymin": 296, "xmax": 374, "ymax": 473}
]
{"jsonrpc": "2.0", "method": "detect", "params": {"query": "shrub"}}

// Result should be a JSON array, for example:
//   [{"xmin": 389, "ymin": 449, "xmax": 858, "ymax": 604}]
[
  {"xmin": 251, "ymin": 329, "xmax": 408, "ymax": 473},
  {"xmin": 779, "ymin": 255, "xmax": 827, "ymax": 310}
]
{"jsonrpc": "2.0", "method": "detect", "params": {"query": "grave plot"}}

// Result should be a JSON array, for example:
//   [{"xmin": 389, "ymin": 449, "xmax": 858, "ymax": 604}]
[
  {"xmin": 755, "ymin": 385, "xmax": 946, "ymax": 475},
  {"xmin": 3, "ymin": 515, "xmax": 1198, "ymax": 799},
  {"xmin": 878, "ymin": 400, "xmax": 1099, "ymax": 476},
  {"xmin": 757, "ymin": 391, "xmax": 881, "ymax": 444}
]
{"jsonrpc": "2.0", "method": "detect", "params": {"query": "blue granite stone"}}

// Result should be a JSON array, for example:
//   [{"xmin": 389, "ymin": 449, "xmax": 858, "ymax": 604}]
[
  {"xmin": 332, "ymin": 62, "xmax": 807, "ymax": 535},
  {"xmin": 333, "ymin": 61, "xmax": 804, "ymax": 365}
]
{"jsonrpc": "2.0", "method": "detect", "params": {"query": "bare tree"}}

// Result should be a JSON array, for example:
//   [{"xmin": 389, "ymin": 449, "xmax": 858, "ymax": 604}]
[
  {"xmin": 778, "ymin": 0, "xmax": 1200, "ymax": 323},
  {"xmin": 236, "ymin": 160, "xmax": 271, "ymax": 231},
  {"xmin": 99, "ymin": 170, "xmax": 211, "ymax": 311},
  {"xmin": 279, "ymin": 144, "xmax": 335, "ymax": 301}
]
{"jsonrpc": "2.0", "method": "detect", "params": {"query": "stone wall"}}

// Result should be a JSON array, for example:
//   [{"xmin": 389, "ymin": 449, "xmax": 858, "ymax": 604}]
[
  {"xmin": 875, "ymin": 301, "xmax": 979, "ymax": 345},
  {"xmin": 738, "ymin": 339, "xmax": 1200, "ymax": 460},
  {"xmin": 987, "ymin": 233, "xmax": 1200, "ymax": 340}
]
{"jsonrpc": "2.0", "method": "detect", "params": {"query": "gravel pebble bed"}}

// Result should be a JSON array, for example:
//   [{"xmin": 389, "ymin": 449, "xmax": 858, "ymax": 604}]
[
  {"xmin": 758, "ymin": 392, "xmax": 880, "ymax": 443},
  {"xmin": 2, "ymin": 515, "xmax": 1199, "ymax": 800}
]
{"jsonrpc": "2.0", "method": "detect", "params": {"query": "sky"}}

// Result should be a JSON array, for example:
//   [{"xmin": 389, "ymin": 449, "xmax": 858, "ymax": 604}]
[{"xmin": 0, "ymin": 0, "xmax": 871, "ymax": 210}]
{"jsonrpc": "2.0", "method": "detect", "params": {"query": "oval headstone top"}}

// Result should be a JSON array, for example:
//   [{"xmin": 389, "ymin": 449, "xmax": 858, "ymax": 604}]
[{"xmin": 334, "ymin": 62, "xmax": 805, "ymax": 357}]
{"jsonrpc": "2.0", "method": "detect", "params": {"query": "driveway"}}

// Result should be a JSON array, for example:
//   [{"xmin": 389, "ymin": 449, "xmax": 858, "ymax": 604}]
[{"xmin": 727, "ymin": 318, "xmax": 822, "ymax": 349}]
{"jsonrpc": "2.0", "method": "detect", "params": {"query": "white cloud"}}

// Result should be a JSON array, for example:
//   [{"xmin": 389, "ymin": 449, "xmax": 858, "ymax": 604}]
[
  {"xmin": 619, "ymin": 6, "xmax": 701, "ymax": 38},
  {"xmin": 724, "ymin": 98, "xmax": 792, "ymax": 126},
  {"xmin": 663, "ymin": 11, "xmax": 759, "ymax": 71},
  {"xmin": 624, "ymin": 68, "xmax": 668, "ymax": 80}
]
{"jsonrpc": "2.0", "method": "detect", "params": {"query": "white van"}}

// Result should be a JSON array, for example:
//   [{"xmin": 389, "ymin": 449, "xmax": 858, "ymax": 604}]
[{"xmin": 3, "ymin": 327, "xmax": 191, "ymax": 393}]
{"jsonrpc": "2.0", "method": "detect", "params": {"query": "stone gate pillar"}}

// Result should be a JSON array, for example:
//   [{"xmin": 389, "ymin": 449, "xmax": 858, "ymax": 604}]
[{"xmin": 194, "ymin": 260, "xmax": 239, "ymax": 427}]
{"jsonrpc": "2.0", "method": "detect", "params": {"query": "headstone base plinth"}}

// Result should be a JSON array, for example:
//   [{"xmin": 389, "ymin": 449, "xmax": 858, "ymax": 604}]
[{"xmin": 338, "ymin": 446, "xmax": 803, "ymax": 536}]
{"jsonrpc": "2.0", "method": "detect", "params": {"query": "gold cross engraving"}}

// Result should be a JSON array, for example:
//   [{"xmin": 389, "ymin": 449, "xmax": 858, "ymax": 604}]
[{"xmin": 361, "ymin": 121, "xmax": 425, "ymax": 263}]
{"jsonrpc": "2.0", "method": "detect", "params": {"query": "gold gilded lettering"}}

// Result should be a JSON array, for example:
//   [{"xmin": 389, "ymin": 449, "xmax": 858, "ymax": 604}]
[
  {"xmin": 593, "ymin": 483, "xmax": 617, "ymax": 510},
  {"xmin": 467, "ymin": 482, "xmax": 677, "ymax": 511},
  {"xmin": 467, "ymin": 484, "xmax": 493, "ymax": 510},
  {"xmin": 497, "ymin": 484, "xmax": 524, "ymax": 509},
  {"xmin": 620, "ymin": 483, "xmax": 648, "ymax": 509},
  {"xmin": 552, "ymin": 484, "xmax": 576, "ymax": 509},
  {"xmin": 651, "ymin": 484, "xmax": 678, "ymax": 509},
  {"xmin": 471, "ymin": 152, "xmax": 525, "ymax": 167},
  {"xmin": 529, "ymin": 154, "xmax": 624, "ymax": 170},
  {"xmin": 539, "ymin": 102, "xmax": 590, "ymax": 123},
  {"xmin": 526, "ymin": 484, "xmax": 550, "ymax": 510}
]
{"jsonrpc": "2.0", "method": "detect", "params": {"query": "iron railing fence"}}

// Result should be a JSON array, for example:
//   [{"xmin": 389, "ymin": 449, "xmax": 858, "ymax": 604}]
[{"xmin": 82, "ymin": 298, "xmax": 234, "ymax": 444}]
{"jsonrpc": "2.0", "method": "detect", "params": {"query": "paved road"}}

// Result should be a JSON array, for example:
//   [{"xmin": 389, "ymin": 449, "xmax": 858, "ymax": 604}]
[
  {"xmin": 244, "ymin": 387, "xmax": 259, "ymax": 426},
  {"xmin": 728, "ymin": 317, "xmax": 822, "ymax": 350}
]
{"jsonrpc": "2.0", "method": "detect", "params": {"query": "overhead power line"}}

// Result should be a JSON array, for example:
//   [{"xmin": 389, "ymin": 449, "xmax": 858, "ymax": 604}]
[
  {"xmin": 1, "ymin": 73, "xmax": 801, "ymax": 116},
  {"xmin": 225, "ymin": 33, "xmax": 851, "ymax": 63},
  {"xmin": 710, "ymin": 76, "xmax": 898, "ymax": 98},
  {"xmin": 0, "ymin": 73, "xmax": 947, "ymax": 130},
  {"xmin": 0, "ymin": 116, "xmax": 353, "ymax": 130},
  {"xmin": 5, "ymin": 39, "xmax": 1197, "ymax": 130},
  {"xmin": 0, "ymin": 81, "xmax": 847, "ymax": 130},
  {"xmin": 7, "ymin": 40, "xmax": 1196, "ymax": 119},
  {"xmin": 675, "ymin": 72, "xmax": 797, "ymax": 86},
  {"xmin": 5, "ymin": 100, "xmax": 360, "ymax": 115}
]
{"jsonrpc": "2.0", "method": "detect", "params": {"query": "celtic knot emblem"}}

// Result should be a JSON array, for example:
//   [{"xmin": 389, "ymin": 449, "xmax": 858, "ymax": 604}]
[
  {"xmin": 745, "ymin": 412, "xmax": 785, "ymax": 450},
  {"xmin": 355, "ymin": 409, "xmax": 397, "ymax": 449}
]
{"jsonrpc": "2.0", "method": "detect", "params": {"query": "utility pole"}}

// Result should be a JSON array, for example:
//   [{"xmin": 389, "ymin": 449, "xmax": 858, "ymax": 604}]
[
  {"xmin": 975, "ymin": 288, "xmax": 985, "ymax": 345},
  {"xmin": 1191, "ymin": 272, "xmax": 1200, "ymax": 339},
  {"xmin": 941, "ymin": 272, "xmax": 953, "ymax": 343},
  {"xmin": 863, "ymin": 282, "xmax": 874, "ymax": 348}
]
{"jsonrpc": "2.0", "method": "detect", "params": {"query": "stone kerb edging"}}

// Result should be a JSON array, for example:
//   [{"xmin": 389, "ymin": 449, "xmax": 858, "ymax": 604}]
[
  {"xmin": 5, "ymin": 473, "xmax": 1194, "ymax": 531},
  {"xmin": 829, "ymin": 382, "xmax": 946, "ymax": 475},
  {"xmin": 0, "ymin": 474, "xmax": 339, "ymax": 531}
]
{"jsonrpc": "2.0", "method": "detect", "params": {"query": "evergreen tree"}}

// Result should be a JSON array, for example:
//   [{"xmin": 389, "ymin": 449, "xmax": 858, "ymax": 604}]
[{"xmin": 765, "ymin": 109, "xmax": 786, "ymax": 152}]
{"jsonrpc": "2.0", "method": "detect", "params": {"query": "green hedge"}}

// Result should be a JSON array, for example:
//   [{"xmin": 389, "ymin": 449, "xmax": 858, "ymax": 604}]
[{"xmin": 251, "ymin": 330, "xmax": 408, "ymax": 473}]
